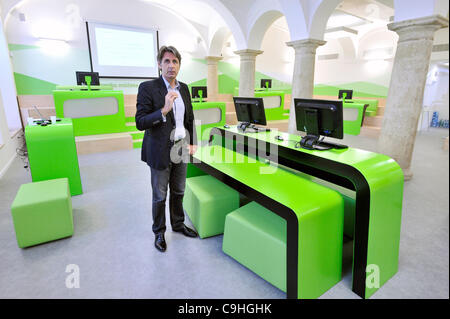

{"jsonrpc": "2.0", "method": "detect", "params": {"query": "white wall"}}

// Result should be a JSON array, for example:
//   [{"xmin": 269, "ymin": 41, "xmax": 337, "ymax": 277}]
[
  {"xmin": 0, "ymin": 12, "xmax": 21, "ymax": 132},
  {"xmin": 5, "ymin": 0, "xmax": 208, "ymax": 92},
  {"xmin": 0, "ymin": 13, "xmax": 21, "ymax": 179}
]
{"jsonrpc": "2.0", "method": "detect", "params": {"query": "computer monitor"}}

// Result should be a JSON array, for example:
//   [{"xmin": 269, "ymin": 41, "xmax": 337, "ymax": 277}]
[
  {"xmin": 192, "ymin": 86, "xmax": 207, "ymax": 99},
  {"xmin": 260, "ymin": 79, "xmax": 272, "ymax": 89},
  {"xmin": 338, "ymin": 89, "xmax": 353, "ymax": 100},
  {"xmin": 294, "ymin": 98, "xmax": 347, "ymax": 150},
  {"xmin": 76, "ymin": 71, "xmax": 100, "ymax": 86},
  {"xmin": 233, "ymin": 97, "xmax": 269, "ymax": 132}
]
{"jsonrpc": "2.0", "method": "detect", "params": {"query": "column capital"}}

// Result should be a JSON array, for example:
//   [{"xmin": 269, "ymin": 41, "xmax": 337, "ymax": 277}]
[
  {"xmin": 233, "ymin": 49, "xmax": 263, "ymax": 58},
  {"xmin": 205, "ymin": 56, "xmax": 223, "ymax": 64},
  {"xmin": 388, "ymin": 15, "xmax": 448, "ymax": 42},
  {"xmin": 286, "ymin": 38, "xmax": 326, "ymax": 50}
]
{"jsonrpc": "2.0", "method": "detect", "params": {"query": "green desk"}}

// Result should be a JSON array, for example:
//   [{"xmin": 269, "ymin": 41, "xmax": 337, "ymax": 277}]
[
  {"xmin": 343, "ymin": 102, "xmax": 368, "ymax": 135},
  {"xmin": 352, "ymin": 99, "xmax": 378, "ymax": 117},
  {"xmin": 191, "ymin": 144, "xmax": 343, "ymax": 298},
  {"xmin": 192, "ymin": 102, "xmax": 226, "ymax": 141},
  {"xmin": 25, "ymin": 118, "xmax": 82, "ymax": 196},
  {"xmin": 202, "ymin": 126, "xmax": 403, "ymax": 299},
  {"xmin": 254, "ymin": 90, "xmax": 289, "ymax": 121},
  {"xmin": 53, "ymin": 89, "xmax": 126, "ymax": 136},
  {"xmin": 234, "ymin": 88, "xmax": 289, "ymax": 121}
]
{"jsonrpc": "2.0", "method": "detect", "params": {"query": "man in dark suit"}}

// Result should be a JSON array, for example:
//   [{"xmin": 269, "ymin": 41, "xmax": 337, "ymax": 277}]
[{"xmin": 135, "ymin": 46, "xmax": 198, "ymax": 252}]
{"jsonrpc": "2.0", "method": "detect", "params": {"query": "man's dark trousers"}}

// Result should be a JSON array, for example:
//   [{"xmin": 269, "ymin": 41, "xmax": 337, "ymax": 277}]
[{"xmin": 150, "ymin": 160, "xmax": 187, "ymax": 235}]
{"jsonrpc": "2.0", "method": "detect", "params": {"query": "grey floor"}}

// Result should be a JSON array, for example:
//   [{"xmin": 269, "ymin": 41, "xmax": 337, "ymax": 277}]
[{"xmin": 0, "ymin": 128, "xmax": 448, "ymax": 299}]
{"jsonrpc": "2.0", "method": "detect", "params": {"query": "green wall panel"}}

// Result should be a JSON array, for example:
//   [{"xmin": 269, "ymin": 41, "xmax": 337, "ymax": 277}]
[{"xmin": 14, "ymin": 73, "xmax": 57, "ymax": 95}]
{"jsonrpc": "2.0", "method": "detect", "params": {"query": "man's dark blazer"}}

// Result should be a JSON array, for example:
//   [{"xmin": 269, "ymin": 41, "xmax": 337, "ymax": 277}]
[{"xmin": 135, "ymin": 76, "xmax": 196, "ymax": 170}]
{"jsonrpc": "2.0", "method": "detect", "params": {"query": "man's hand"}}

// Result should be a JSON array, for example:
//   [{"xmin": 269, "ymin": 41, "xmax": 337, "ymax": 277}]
[
  {"xmin": 188, "ymin": 144, "xmax": 198, "ymax": 155},
  {"xmin": 161, "ymin": 91, "xmax": 178, "ymax": 116}
]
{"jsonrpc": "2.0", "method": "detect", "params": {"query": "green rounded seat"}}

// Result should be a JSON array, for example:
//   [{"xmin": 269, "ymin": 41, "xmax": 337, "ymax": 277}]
[
  {"xmin": 223, "ymin": 198, "xmax": 344, "ymax": 298},
  {"xmin": 11, "ymin": 178, "xmax": 73, "ymax": 248},
  {"xmin": 183, "ymin": 175, "xmax": 240, "ymax": 238}
]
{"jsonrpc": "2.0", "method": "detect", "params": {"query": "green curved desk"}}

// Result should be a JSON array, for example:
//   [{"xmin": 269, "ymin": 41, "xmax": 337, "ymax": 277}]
[
  {"xmin": 200, "ymin": 126, "xmax": 404, "ymax": 299},
  {"xmin": 343, "ymin": 102, "xmax": 368, "ymax": 135},
  {"xmin": 192, "ymin": 102, "xmax": 226, "ymax": 141},
  {"xmin": 191, "ymin": 144, "xmax": 344, "ymax": 299},
  {"xmin": 25, "ymin": 118, "xmax": 82, "ymax": 196},
  {"xmin": 53, "ymin": 89, "xmax": 126, "ymax": 136}
]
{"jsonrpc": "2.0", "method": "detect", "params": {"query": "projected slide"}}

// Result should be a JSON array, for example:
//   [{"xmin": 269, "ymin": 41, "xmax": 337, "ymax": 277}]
[{"xmin": 88, "ymin": 22, "xmax": 159, "ymax": 78}]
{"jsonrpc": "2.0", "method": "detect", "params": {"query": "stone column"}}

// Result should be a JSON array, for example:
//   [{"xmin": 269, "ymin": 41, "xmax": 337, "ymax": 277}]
[
  {"xmin": 206, "ymin": 56, "xmax": 222, "ymax": 101},
  {"xmin": 377, "ymin": 15, "xmax": 448, "ymax": 180},
  {"xmin": 234, "ymin": 49, "xmax": 263, "ymax": 97},
  {"xmin": 286, "ymin": 39, "xmax": 326, "ymax": 134}
]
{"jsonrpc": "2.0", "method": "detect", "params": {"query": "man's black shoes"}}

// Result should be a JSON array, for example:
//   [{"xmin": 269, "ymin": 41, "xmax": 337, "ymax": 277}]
[
  {"xmin": 173, "ymin": 224, "xmax": 198, "ymax": 238},
  {"xmin": 155, "ymin": 233, "xmax": 167, "ymax": 252}
]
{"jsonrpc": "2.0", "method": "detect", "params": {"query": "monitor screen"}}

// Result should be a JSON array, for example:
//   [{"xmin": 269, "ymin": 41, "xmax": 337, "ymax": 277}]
[
  {"xmin": 192, "ymin": 86, "xmax": 207, "ymax": 99},
  {"xmin": 76, "ymin": 71, "xmax": 100, "ymax": 85},
  {"xmin": 233, "ymin": 97, "xmax": 267, "ymax": 126},
  {"xmin": 260, "ymin": 79, "xmax": 272, "ymax": 89},
  {"xmin": 294, "ymin": 98, "xmax": 343, "ymax": 139},
  {"xmin": 338, "ymin": 89, "xmax": 353, "ymax": 99}
]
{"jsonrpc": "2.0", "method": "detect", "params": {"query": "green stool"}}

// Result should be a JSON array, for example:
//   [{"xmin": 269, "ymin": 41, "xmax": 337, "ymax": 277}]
[
  {"xmin": 11, "ymin": 178, "xmax": 74, "ymax": 248},
  {"xmin": 183, "ymin": 175, "xmax": 240, "ymax": 238},
  {"xmin": 223, "ymin": 200, "xmax": 344, "ymax": 298}
]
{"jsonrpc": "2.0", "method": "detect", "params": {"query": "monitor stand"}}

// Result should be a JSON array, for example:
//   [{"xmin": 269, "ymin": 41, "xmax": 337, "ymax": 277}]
[
  {"xmin": 238, "ymin": 122, "xmax": 271, "ymax": 133},
  {"xmin": 297, "ymin": 134, "xmax": 348, "ymax": 151}
]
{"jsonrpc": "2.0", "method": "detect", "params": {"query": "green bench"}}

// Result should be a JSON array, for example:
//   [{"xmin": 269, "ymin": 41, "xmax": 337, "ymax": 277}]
[
  {"xmin": 183, "ymin": 175, "xmax": 240, "ymax": 238},
  {"xmin": 222, "ymin": 189, "xmax": 344, "ymax": 298},
  {"xmin": 11, "ymin": 178, "xmax": 74, "ymax": 248}
]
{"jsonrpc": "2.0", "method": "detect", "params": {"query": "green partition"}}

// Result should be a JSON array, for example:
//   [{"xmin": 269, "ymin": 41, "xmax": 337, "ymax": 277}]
[
  {"xmin": 192, "ymin": 101, "xmax": 226, "ymax": 141},
  {"xmin": 353, "ymin": 99, "xmax": 378, "ymax": 117},
  {"xmin": 343, "ymin": 102, "xmax": 366, "ymax": 135},
  {"xmin": 53, "ymin": 89, "xmax": 127, "ymax": 136},
  {"xmin": 25, "ymin": 118, "xmax": 82, "ymax": 196},
  {"xmin": 233, "ymin": 87, "xmax": 289, "ymax": 121},
  {"xmin": 254, "ymin": 90, "xmax": 289, "ymax": 121}
]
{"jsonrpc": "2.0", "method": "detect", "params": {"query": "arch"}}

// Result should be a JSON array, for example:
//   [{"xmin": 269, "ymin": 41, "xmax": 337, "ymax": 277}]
[
  {"xmin": 308, "ymin": 0, "xmax": 343, "ymax": 40},
  {"xmin": 337, "ymin": 37, "xmax": 356, "ymax": 60},
  {"xmin": 247, "ymin": 10, "xmax": 284, "ymax": 50},
  {"xmin": 357, "ymin": 26, "xmax": 398, "ymax": 60},
  {"xmin": 197, "ymin": 0, "xmax": 247, "ymax": 50},
  {"xmin": 277, "ymin": 0, "xmax": 309, "ymax": 40},
  {"xmin": 208, "ymin": 26, "xmax": 230, "ymax": 56},
  {"xmin": 1, "ymin": 0, "xmax": 24, "ymax": 24}
]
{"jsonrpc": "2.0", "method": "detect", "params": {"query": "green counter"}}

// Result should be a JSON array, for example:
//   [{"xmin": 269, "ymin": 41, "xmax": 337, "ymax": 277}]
[
  {"xmin": 233, "ymin": 88, "xmax": 289, "ymax": 121},
  {"xmin": 254, "ymin": 90, "xmax": 289, "ymax": 121},
  {"xmin": 201, "ymin": 126, "xmax": 404, "ymax": 299},
  {"xmin": 343, "ymin": 102, "xmax": 367, "ymax": 135},
  {"xmin": 352, "ymin": 99, "xmax": 378, "ymax": 117},
  {"xmin": 192, "ymin": 101, "xmax": 226, "ymax": 141},
  {"xmin": 25, "ymin": 118, "xmax": 82, "ymax": 196},
  {"xmin": 53, "ymin": 89, "xmax": 126, "ymax": 136}
]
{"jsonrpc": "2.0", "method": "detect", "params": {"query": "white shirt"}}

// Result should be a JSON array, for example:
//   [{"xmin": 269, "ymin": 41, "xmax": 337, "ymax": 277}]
[{"xmin": 161, "ymin": 77, "xmax": 186, "ymax": 141}]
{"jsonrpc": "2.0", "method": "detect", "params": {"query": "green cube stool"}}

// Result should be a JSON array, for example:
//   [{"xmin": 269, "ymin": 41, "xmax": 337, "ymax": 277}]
[
  {"xmin": 223, "ymin": 202, "xmax": 288, "ymax": 292},
  {"xmin": 183, "ymin": 175, "xmax": 240, "ymax": 238},
  {"xmin": 11, "ymin": 178, "xmax": 74, "ymax": 248},
  {"xmin": 223, "ymin": 200, "xmax": 344, "ymax": 298}
]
